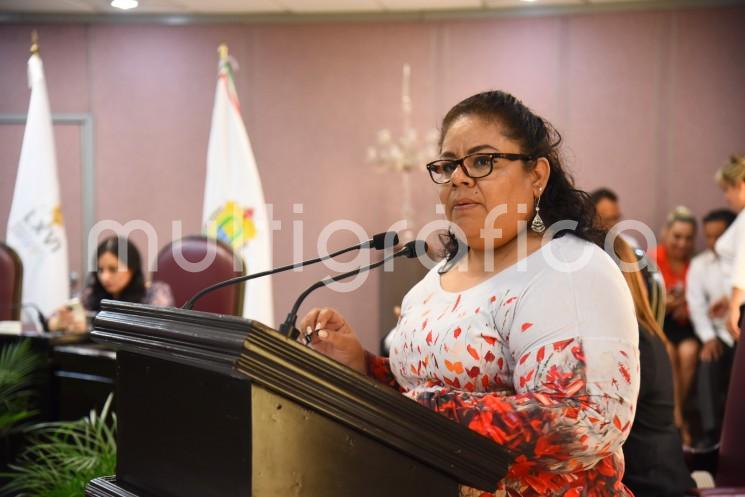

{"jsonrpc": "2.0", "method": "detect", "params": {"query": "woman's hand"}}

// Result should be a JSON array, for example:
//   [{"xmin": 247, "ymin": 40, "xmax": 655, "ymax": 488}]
[
  {"xmin": 49, "ymin": 307, "xmax": 73, "ymax": 332},
  {"xmin": 666, "ymin": 291, "xmax": 685, "ymax": 311},
  {"xmin": 700, "ymin": 338, "xmax": 724, "ymax": 362},
  {"xmin": 727, "ymin": 303, "xmax": 741, "ymax": 341},
  {"xmin": 48, "ymin": 307, "xmax": 86, "ymax": 333},
  {"xmin": 67, "ymin": 316, "xmax": 87, "ymax": 334},
  {"xmin": 727, "ymin": 288, "xmax": 744, "ymax": 341},
  {"xmin": 298, "ymin": 307, "xmax": 366, "ymax": 374},
  {"xmin": 709, "ymin": 296, "xmax": 729, "ymax": 319}
]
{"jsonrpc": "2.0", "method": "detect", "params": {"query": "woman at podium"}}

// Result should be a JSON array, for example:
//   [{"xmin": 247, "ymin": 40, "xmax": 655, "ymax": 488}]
[
  {"xmin": 49, "ymin": 236, "xmax": 173, "ymax": 332},
  {"xmin": 301, "ymin": 91, "xmax": 639, "ymax": 497}
]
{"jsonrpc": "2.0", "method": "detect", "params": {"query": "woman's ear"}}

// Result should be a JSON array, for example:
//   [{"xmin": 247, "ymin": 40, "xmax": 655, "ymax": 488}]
[{"xmin": 531, "ymin": 157, "xmax": 551, "ymax": 195}]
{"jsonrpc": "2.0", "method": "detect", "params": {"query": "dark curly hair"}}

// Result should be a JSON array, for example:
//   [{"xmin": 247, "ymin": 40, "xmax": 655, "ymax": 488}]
[
  {"xmin": 84, "ymin": 236, "xmax": 146, "ymax": 311},
  {"xmin": 437, "ymin": 90, "xmax": 605, "ymax": 264}
]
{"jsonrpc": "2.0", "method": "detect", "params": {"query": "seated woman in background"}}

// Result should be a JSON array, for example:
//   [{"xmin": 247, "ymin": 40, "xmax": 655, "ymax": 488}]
[
  {"xmin": 653, "ymin": 206, "xmax": 698, "ymax": 444},
  {"xmin": 616, "ymin": 237, "xmax": 695, "ymax": 497},
  {"xmin": 49, "ymin": 236, "xmax": 173, "ymax": 332},
  {"xmin": 300, "ymin": 90, "xmax": 639, "ymax": 497}
]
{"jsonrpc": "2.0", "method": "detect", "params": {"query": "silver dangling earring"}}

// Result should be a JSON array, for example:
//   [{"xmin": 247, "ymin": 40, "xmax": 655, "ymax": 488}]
[{"xmin": 531, "ymin": 189, "xmax": 546, "ymax": 233}]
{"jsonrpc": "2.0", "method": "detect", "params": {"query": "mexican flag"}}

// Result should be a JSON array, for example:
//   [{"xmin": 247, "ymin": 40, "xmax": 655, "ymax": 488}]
[{"xmin": 202, "ymin": 50, "xmax": 274, "ymax": 327}]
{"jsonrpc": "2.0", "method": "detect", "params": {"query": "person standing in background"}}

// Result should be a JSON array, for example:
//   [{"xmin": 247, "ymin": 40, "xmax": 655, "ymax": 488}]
[
  {"xmin": 714, "ymin": 155, "xmax": 745, "ymax": 341},
  {"xmin": 686, "ymin": 209, "xmax": 737, "ymax": 448},
  {"xmin": 591, "ymin": 188, "xmax": 622, "ymax": 231},
  {"xmin": 654, "ymin": 206, "xmax": 698, "ymax": 445},
  {"xmin": 591, "ymin": 187, "xmax": 640, "ymax": 248}
]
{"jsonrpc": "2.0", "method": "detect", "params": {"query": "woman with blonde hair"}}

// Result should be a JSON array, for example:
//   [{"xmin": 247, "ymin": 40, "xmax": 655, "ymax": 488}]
[
  {"xmin": 714, "ymin": 155, "xmax": 745, "ymax": 340},
  {"xmin": 615, "ymin": 237, "xmax": 694, "ymax": 497}
]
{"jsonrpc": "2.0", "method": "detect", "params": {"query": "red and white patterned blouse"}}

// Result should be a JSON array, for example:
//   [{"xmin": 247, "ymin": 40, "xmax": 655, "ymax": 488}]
[{"xmin": 367, "ymin": 235, "xmax": 640, "ymax": 497}]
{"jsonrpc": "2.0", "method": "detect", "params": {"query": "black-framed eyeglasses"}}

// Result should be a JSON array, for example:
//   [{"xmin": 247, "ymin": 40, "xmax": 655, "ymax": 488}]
[{"xmin": 425, "ymin": 152, "xmax": 536, "ymax": 184}]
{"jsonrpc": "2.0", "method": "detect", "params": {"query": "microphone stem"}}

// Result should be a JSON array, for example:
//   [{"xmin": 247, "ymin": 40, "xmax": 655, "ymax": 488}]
[
  {"xmin": 281, "ymin": 248, "xmax": 409, "ymax": 338},
  {"xmin": 21, "ymin": 303, "xmax": 49, "ymax": 332}
]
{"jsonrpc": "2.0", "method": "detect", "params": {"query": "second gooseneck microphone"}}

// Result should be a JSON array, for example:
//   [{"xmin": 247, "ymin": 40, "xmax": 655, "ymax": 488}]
[
  {"xmin": 182, "ymin": 231, "xmax": 399, "ymax": 310},
  {"xmin": 279, "ymin": 239, "xmax": 428, "ymax": 339}
]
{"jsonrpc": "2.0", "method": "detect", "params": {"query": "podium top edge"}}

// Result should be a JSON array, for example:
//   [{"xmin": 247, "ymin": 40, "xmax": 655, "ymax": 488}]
[{"xmin": 98, "ymin": 299, "xmax": 264, "ymax": 328}]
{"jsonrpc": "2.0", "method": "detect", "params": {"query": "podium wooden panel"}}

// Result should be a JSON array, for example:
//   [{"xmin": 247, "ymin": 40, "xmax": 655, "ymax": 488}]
[{"xmin": 86, "ymin": 300, "xmax": 512, "ymax": 497}]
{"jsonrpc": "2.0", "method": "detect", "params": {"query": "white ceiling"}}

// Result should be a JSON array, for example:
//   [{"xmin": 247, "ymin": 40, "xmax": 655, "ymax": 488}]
[{"xmin": 0, "ymin": 0, "xmax": 722, "ymax": 15}]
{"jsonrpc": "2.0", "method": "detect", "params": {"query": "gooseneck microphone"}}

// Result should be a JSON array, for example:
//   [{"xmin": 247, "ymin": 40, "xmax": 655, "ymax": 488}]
[
  {"xmin": 279, "ymin": 239, "xmax": 428, "ymax": 339},
  {"xmin": 182, "ymin": 231, "xmax": 399, "ymax": 311}
]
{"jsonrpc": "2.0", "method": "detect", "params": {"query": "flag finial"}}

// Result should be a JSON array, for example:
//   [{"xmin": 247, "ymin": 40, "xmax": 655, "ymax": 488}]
[
  {"xmin": 30, "ymin": 30, "xmax": 39, "ymax": 55},
  {"xmin": 218, "ymin": 43, "xmax": 229, "ymax": 62}
]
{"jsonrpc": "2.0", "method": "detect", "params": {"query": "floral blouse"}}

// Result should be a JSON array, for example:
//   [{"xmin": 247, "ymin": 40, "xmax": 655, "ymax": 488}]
[{"xmin": 367, "ymin": 236, "xmax": 639, "ymax": 497}]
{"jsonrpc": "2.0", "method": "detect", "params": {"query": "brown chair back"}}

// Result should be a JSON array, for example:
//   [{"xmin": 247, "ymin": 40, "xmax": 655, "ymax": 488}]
[
  {"xmin": 151, "ymin": 236, "xmax": 245, "ymax": 316},
  {"xmin": 0, "ymin": 242, "xmax": 23, "ymax": 321},
  {"xmin": 715, "ymin": 308, "xmax": 745, "ymax": 486}
]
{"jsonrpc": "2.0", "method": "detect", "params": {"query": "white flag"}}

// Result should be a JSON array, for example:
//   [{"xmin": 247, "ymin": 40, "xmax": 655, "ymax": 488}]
[
  {"xmin": 6, "ymin": 52, "xmax": 69, "ymax": 317},
  {"xmin": 202, "ymin": 55, "xmax": 274, "ymax": 327}
]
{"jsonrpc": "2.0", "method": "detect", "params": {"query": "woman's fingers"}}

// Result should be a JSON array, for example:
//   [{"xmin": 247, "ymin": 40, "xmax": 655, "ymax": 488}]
[
  {"xmin": 316, "ymin": 308, "xmax": 341, "ymax": 331},
  {"xmin": 301, "ymin": 307, "xmax": 344, "ymax": 346},
  {"xmin": 709, "ymin": 297, "xmax": 729, "ymax": 318},
  {"xmin": 298, "ymin": 307, "xmax": 344, "ymax": 346},
  {"xmin": 295, "ymin": 310, "xmax": 365, "ymax": 373},
  {"xmin": 299, "ymin": 307, "xmax": 344, "ymax": 332},
  {"xmin": 298, "ymin": 308, "xmax": 322, "ymax": 334},
  {"xmin": 304, "ymin": 326, "xmax": 337, "ymax": 353},
  {"xmin": 315, "ymin": 308, "xmax": 331, "ymax": 330},
  {"xmin": 295, "ymin": 324, "xmax": 313, "ymax": 344}
]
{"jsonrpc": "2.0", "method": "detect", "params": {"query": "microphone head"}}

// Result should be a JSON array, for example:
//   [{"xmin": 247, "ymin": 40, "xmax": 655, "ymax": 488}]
[
  {"xmin": 371, "ymin": 231, "xmax": 399, "ymax": 250},
  {"xmin": 402, "ymin": 240, "xmax": 428, "ymax": 258}
]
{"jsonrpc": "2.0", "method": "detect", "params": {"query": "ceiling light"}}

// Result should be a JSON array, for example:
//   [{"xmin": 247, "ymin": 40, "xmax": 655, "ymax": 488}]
[
  {"xmin": 520, "ymin": 0, "xmax": 538, "ymax": 2},
  {"xmin": 111, "ymin": 0, "xmax": 138, "ymax": 10}
]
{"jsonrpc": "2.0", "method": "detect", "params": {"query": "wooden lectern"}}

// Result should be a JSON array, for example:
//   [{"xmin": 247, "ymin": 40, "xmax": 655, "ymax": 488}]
[{"xmin": 86, "ymin": 300, "xmax": 512, "ymax": 497}]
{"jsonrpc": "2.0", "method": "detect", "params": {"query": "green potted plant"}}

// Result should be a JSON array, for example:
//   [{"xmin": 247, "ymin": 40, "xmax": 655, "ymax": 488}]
[
  {"xmin": 0, "ymin": 341, "xmax": 39, "ymax": 434},
  {"xmin": 1, "ymin": 395, "xmax": 116, "ymax": 497}
]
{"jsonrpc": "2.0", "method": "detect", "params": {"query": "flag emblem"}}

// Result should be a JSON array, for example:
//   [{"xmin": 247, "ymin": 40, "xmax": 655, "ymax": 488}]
[
  {"xmin": 52, "ymin": 205, "xmax": 64, "ymax": 226},
  {"xmin": 206, "ymin": 200, "xmax": 257, "ymax": 250},
  {"xmin": 201, "ymin": 44, "xmax": 274, "ymax": 325}
]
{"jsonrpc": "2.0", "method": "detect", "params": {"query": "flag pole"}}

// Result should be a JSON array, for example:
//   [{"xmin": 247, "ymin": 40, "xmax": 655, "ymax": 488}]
[
  {"xmin": 30, "ymin": 30, "xmax": 39, "ymax": 55},
  {"xmin": 218, "ymin": 43, "xmax": 228, "ymax": 62}
]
